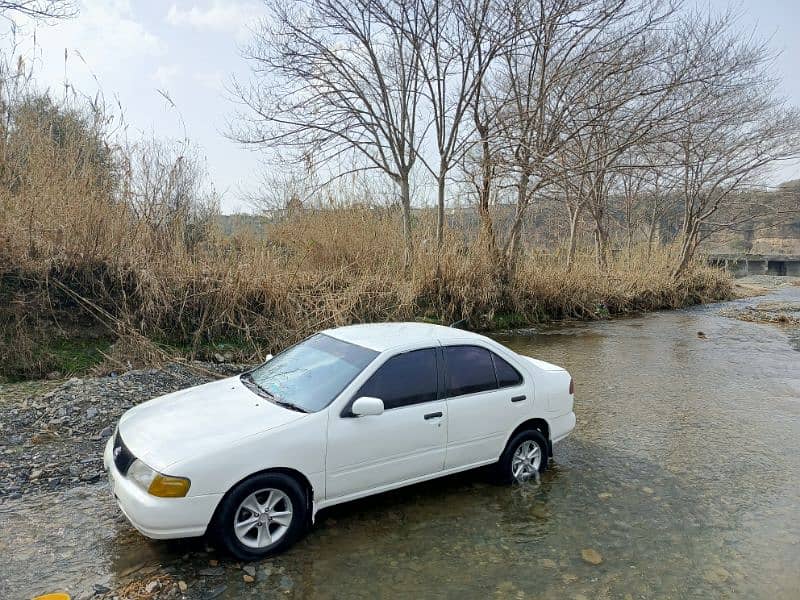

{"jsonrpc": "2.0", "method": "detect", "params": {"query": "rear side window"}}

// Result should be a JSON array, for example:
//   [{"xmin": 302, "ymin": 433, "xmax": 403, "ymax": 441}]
[
  {"xmin": 444, "ymin": 346, "xmax": 498, "ymax": 397},
  {"xmin": 355, "ymin": 348, "xmax": 438, "ymax": 410},
  {"xmin": 492, "ymin": 353, "xmax": 523, "ymax": 388}
]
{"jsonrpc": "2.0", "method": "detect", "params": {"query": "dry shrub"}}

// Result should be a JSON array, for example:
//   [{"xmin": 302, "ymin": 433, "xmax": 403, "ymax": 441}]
[{"xmin": 0, "ymin": 94, "xmax": 732, "ymax": 379}]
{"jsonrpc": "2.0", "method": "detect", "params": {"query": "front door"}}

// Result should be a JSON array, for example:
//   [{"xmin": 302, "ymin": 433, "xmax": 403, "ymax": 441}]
[{"xmin": 325, "ymin": 348, "xmax": 446, "ymax": 500}]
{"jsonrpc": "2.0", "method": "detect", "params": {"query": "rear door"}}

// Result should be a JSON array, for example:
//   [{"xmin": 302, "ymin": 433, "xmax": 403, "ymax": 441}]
[
  {"xmin": 325, "ymin": 348, "xmax": 447, "ymax": 500},
  {"xmin": 442, "ymin": 345, "xmax": 528, "ymax": 469}
]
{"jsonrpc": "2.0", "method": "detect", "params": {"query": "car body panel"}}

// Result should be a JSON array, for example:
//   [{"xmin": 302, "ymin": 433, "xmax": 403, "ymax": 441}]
[
  {"xmin": 106, "ymin": 323, "xmax": 577, "ymax": 540},
  {"xmin": 325, "ymin": 399, "xmax": 447, "ymax": 498}
]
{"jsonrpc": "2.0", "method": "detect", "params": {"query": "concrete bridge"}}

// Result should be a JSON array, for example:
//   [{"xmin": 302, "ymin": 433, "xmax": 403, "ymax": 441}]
[{"xmin": 709, "ymin": 254, "xmax": 800, "ymax": 277}]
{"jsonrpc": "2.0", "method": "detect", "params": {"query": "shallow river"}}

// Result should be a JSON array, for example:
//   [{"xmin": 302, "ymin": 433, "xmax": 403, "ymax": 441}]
[{"xmin": 2, "ymin": 289, "xmax": 799, "ymax": 599}]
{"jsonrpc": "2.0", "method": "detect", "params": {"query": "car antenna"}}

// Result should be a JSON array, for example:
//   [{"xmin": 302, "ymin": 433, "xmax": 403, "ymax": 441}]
[{"xmin": 449, "ymin": 318, "xmax": 469, "ymax": 330}]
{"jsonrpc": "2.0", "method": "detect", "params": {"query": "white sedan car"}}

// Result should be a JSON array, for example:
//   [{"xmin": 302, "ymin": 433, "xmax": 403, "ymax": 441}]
[{"xmin": 104, "ymin": 323, "xmax": 576, "ymax": 559}]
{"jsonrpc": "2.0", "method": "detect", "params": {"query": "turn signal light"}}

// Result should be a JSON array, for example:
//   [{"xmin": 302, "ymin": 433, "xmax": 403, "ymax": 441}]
[
  {"xmin": 569, "ymin": 378, "xmax": 574, "ymax": 395},
  {"xmin": 148, "ymin": 474, "xmax": 191, "ymax": 498}
]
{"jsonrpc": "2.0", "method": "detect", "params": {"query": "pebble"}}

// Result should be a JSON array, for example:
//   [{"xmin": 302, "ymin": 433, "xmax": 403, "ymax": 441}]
[
  {"xmin": 539, "ymin": 558, "xmax": 557, "ymax": 568},
  {"xmin": 0, "ymin": 362, "xmax": 245, "ymax": 497},
  {"xmin": 144, "ymin": 579, "xmax": 161, "ymax": 593},
  {"xmin": 581, "ymin": 548, "xmax": 604, "ymax": 565},
  {"xmin": 703, "ymin": 566, "xmax": 731, "ymax": 584},
  {"xmin": 178, "ymin": 580, "xmax": 188, "ymax": 592},
  {"xmin": 243, "ymin": 565, "xmax": 256, "ymax": 577},
  {"xmin": 206, "ymin": 585, "xmax": 227, "ymax": 598},
  {"xmin": 243, "ymin": 574, "xmax": 255, "ymax": 583}
]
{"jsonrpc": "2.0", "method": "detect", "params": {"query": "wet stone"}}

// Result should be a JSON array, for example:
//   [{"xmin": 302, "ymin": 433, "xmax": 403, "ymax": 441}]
[{"xmin": 581, "ymin": 548, "xmax": 604, "ymax": 565}]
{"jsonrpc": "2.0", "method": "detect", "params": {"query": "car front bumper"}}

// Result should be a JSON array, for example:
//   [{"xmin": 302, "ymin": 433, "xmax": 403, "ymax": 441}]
[{"xmin": 103, "ymin": 437, "xmax": 222, "ymax": 540}]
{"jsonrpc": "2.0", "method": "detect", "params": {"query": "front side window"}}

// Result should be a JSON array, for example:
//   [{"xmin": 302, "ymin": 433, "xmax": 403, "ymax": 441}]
[
  {"xmin": 243, "ymin": 334, "xmax": 378, "ymax": 413},
  {"xmin": 354, "ymin": 348, "xmax": 438, "ymax": 410},
  {"xmin": 444, "ymin": 345, "xmax": 498, "ymax": 397}
]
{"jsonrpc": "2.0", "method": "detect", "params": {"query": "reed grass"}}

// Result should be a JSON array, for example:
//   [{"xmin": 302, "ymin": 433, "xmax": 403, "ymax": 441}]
[{"xmin": 0, "ymin": 94, "xmax": 732, "ymax": 380}]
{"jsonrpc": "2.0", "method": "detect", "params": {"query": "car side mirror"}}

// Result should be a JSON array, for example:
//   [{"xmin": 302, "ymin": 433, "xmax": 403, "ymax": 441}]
[{"xmin": 351, "ymin": 396, "xmax": 384, "ymax": 417}]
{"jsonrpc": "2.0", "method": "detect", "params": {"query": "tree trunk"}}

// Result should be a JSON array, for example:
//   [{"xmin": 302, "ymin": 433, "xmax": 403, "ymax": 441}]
[
  {"xmin": 504, "ymin": 171, "xmax": 530, "ymax": 270},
  {"xmin": 399, "ymin": 176, "xmax": 413, "ymax": 269},
  {"xmin": 475, "ymin": 135, "xmax": 500, "ymax": 265},
  {"xmin": 566, "ymin": 205, "xmax": 582, "ymax": 270},
  {"xmin": 594, "ymin": 221, "xmax": 609, "ymax": 270},
  {"xmin": 435, "ymin": 161, "xmax": 446, "ymax": 249},
  {"xmin": 672, "ymin": 223, "xmax": 699, "ymax": 279},
  {"xmin": 646, "ymin": 211, "xmax": 657, "ymax": 258}
]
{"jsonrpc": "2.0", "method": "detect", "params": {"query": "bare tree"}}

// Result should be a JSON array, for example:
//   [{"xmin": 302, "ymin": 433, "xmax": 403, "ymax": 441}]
[
  {"xmin": 233, "ymin": 0, "xmax": 424, "ymax": 267},
  {"xmin": 392, "ymin": 0, "xmax": 510, "ymax": 248},
  {"xmin": 0, "ymin": 0, "xmax": 75, "ymax": 21},
  {"xmin": 484, "ymin": 0, "xmax": 679, "ymax": 269},
  {"xmin": 666, "ymin": 10, "xmax": 800, "ymax": 277},
  {"xmin": 121, "ymin": 137, "xmax": 218, "ymax": 251}
]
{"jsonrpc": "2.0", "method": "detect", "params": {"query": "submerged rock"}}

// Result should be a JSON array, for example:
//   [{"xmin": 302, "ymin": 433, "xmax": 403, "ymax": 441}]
[{"xmin": 581, "ymin": 548, "xmax": 604, "ymax": 565}]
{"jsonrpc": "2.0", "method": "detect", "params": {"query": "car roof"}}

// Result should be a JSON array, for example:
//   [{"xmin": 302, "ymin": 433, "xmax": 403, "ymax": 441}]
[{"xmin": 323, "ymin": 322, "xmax": 488, "ymax": 352}]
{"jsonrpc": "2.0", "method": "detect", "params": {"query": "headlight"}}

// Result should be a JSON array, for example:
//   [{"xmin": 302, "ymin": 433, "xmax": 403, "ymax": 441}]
[{"xmin": 127, "ymin": 459, "xmax": 191, "ymax": 498}]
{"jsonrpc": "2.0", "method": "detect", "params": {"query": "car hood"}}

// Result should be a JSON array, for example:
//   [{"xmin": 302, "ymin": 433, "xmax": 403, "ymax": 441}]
[{"xmin": 118, "ymin": 375, "xmax": 306, "ymax": 471}]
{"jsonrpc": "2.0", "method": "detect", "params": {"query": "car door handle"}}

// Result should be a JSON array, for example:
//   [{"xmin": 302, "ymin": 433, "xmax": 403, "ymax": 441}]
[
  {"xmin": 424, "ymin": 411, "xmax": 443, "ymax": 420},
  {"xmin": 511, "ymin": 395, "xmax": 526, "ymax": 403}
]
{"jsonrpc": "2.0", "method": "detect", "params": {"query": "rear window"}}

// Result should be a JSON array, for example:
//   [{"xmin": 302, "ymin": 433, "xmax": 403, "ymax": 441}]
[
  {"xmin": 492, "ymin": 353, "xmax": 523, "ymax": 388},
  {"xmin": 444, "ymin": 345, "xmax": 497, "ymax": 397}
]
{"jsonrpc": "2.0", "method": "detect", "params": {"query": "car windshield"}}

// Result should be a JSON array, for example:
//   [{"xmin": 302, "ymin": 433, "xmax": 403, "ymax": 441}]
[{"xmin": 242, "ymin": 334, "xmax": 378, "ymax": 413}]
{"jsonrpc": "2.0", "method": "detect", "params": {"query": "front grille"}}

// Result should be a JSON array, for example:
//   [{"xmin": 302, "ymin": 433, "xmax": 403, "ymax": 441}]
[{"xmin": 112, "ymin": 431, "xmax": 136, "ymax": 475}]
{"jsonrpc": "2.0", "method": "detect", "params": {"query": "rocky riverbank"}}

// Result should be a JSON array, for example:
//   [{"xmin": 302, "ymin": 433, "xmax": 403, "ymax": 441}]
[
  {"xmin": 0, "ymin": 363, "xmax": 245, "ymax": 501},
  {"xmin": 723, "ymin": 275, "xmax": 800, "ymax": 325}
]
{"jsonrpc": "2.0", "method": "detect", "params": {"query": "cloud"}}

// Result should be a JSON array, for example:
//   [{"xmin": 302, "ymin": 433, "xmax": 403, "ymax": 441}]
[
  {"xmin": 68, "ymin": 0, "xmax": 164, "ymax": 64},
  {"xmin": 193, "ymin": 69, "xmax": 224, "ymax": 91},
  {"xmin": 0, "ymin": 0, "xmax": 167, "ymax": 103},
  {"xmin": 153, "ymin": 64, "xmax": 181, "ymax": 87},
  {"xmin": 166, "ymin": 1, "xmax": 263, "ymax": 40}
]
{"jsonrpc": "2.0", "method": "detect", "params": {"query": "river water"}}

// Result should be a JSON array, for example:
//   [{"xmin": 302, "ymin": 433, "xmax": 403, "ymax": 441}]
[{"xmin": 2, "ymin": 289, "xmax": 799, "ymax": 599}]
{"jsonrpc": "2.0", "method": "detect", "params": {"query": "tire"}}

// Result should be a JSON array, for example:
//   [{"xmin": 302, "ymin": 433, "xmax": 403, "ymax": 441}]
[
  {"xmin": 494, "ymin": 429, "xmax": 549, "ymax": 484},
  {"xmin": 213, "ymin": 472, "xmax": 308, "ymax": 560}
]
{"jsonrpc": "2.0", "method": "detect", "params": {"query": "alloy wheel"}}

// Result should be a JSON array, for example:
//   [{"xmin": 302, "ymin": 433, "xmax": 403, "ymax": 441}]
[
  {"xmin": 511, "ymin": 440, "xmax": 541, "ymax": 482},
  {"xmin": 233, "ymin": 487, "xmax": 294, "ymax": 549}
]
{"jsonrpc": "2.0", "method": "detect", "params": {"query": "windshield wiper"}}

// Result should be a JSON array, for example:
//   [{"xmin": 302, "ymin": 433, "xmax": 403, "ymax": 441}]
[
  {"xmin": 240, "ymin": 372, "xmax": 275, "ymax": 400},
  {"xmin": 240, "ymin": 373, "xmax": 308, "ymax": 412},
  {"xmin": 272, "ymin": 399, "xmax": 309, "ymax": 413}
]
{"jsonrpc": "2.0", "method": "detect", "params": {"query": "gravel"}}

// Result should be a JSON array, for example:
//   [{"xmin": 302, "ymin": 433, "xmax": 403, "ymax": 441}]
[
  {"xmin": 735, "ymin": 274, "xmax": 800, "ymax": 288},
  {"xmin": 0, "ymin": 362, "xmax": 247, "ymax": 500}
]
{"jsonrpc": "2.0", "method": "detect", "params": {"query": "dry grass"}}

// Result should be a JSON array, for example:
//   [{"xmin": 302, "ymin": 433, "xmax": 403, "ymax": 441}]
[{"xmin": 0, "ymin": 94, "xmax": 732, "ymax": 380}]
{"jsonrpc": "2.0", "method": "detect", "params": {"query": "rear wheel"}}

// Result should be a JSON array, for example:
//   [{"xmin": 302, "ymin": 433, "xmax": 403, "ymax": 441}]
[
  {"xmin": 495, "ymin": 429, "xmax": 549, "ymax": 484},
  {"xmin": 213, "ymin": 472, "xmax": 307, "ymax": 560}
]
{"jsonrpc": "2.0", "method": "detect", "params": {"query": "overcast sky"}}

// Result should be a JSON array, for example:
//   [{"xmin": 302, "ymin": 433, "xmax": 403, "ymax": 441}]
[{"xmin": 6, "ymin": 0, "xmax": 800, "ymax": 213}]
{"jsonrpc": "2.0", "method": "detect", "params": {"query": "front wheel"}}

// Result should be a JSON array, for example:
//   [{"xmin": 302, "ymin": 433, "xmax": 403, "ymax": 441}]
[
  {"xmin": 213, "ymin": 472, "xmax": 308, "ymax": 560},
  {"xmin": 495, "ymin": 429, "xmax": 549, "ymax": 484}
]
